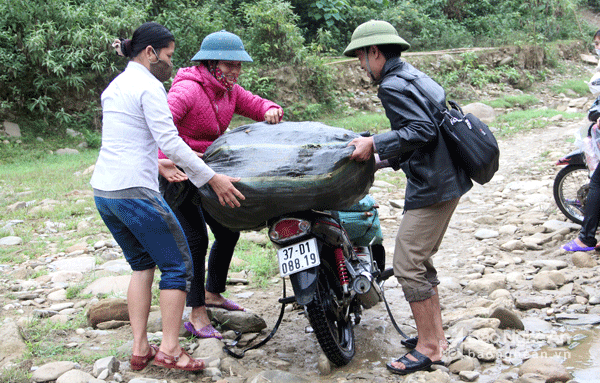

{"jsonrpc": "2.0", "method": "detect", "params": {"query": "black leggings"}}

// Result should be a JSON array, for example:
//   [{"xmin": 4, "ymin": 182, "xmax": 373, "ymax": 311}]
[
  {"xmin": 167, "ymin": 181, "xmax": 240, "ymax": 307},
  {"xmin": 579, "ymin": 166, "xmax": 600, "ymax": 247}
]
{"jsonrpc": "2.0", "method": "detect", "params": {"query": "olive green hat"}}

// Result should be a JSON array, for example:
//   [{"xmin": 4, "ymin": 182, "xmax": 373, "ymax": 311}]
[{"xmin": 343, "ymin": 20, "xmax": 410, "ymax": 57}]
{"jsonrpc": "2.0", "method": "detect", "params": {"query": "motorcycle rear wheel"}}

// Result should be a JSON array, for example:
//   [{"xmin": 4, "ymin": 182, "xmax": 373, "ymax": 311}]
[
  {"xmin": 553, "ymin": 164, "xmax": 589, "ymax": 225},
  {"xmin": 305, "ymin": 267, "xmax": 355, "ymax": 366}
]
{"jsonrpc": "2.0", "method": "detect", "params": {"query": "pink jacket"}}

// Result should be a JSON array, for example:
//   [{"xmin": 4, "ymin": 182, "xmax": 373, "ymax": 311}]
[{"xmin": 159, "ymin": 65, "xmax": 281, "ymax": 158}]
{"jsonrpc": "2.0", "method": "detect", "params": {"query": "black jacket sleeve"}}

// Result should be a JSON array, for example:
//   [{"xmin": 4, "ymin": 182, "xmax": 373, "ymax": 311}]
[{"xmin": 373, "ymin": 85, "xmax": 438, "ymax": 162}]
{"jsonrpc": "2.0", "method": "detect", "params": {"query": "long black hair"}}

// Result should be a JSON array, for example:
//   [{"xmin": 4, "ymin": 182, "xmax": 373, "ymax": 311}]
[{"xmin": 120, "ymin": 22, "xmax": 174, "ymax": 58}]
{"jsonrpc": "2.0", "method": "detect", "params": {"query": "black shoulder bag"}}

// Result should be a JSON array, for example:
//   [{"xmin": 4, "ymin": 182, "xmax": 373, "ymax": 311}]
[{"xmin": 397, "ymin": 72, "xmax": 500, "ymax": 185}]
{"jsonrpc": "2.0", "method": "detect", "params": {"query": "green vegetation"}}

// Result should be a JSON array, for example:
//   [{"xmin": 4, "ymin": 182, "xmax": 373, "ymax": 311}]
[
  {"xmin": 0, "ymin": 366, "xmax": 31, "ymax": 383},
  {"xmin": 22, "ymin": 314, "xmax": 87, "ymax": 360},
  {"xmin": 551, "ymin": 78, "xmax": 591, "ymax": 97},
  {"xmin": 484, "ymin": 95, "xmax": 540, "ymax": 109},
  {"xmin": 494, "ymin": 108, "xmax": 585, "ymax": 136},
  {"xmin": 0, "ymin": 0, "xmax": 593, "ymax": 139},
  {"xmin": 230, "ymin": 234, "xmax": 279, "ymax": 287}
]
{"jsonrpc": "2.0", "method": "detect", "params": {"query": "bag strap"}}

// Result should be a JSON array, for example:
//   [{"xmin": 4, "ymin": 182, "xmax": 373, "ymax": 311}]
[{"xmin": 395, "ymin": 72, "xmax": 447, "ymax": 112}]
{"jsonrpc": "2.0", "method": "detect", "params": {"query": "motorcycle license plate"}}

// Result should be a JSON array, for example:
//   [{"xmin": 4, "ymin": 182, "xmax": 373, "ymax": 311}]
[{"xmin": 277, "ymin": 238, "xmax": 320, "ymax": 277}]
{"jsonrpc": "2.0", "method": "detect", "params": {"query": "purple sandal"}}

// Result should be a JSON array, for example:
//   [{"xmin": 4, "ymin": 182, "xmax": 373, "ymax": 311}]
[
  {"xmin": 206, "ymin": 298, "xmax": 246, "ymax": 312},
  {"xmin": 562, "ymin": 240, "xmax": 595, "ymax": 252},
  {"xmin": 184, "ymin": 322, "xmax": 223, "ymax": 339}
]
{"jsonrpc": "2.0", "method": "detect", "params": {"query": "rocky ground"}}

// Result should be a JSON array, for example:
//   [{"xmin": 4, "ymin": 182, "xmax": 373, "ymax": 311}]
[{"xmin": 3, "ymin": 61, "xmax": 600, "ymax": 383}]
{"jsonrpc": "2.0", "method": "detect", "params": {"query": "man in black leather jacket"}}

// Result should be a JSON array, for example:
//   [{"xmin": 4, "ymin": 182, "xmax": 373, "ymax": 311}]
[{"xmin": 344, "ymin": 20, "xmax": 472, "ymax": 375}]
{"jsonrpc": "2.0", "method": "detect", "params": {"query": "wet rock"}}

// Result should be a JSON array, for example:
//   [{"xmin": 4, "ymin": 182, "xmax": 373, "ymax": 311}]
[
  {"xmin": 191, "ymin": 338, "xmax": 226, "ymax": 359},
  {"xmin": 490, "ymin": 307, "xmax": 524, "ymax": 330},
  {"xmin": 461, "ymin": 337, "xmax": 497, "ymax": 362},
  {"xmin": 474, "ymin": 229, "xmax": 499, "ymax": 239},
  {"xmin": 31, "ymin": 361, "xmax": 77, "ymax": 382},
  {"xmin": 0, "ymin": 321, "xmax": 27, "ymax": 368},
  {"xmin": 87, "ymin": 298, "xmax": 129, "ymax": 327},
  {"xmin": 518, "ymin": 357, "xmax": 571, "ymax": 382},
  {"xmin": 210, "ymin": 309, "xmax": 267, "ymax": 333},
  {"xmin": 448, "ymin": 318, "xmax": 501, "ymax": 339},
  {"xmin": 517, "ymin": 373, "xmax": 548, "ymax": 383},
  {"xmin": 516, "ymin": 296, "xmax": 552, "ymax": 310},
  {"xmin": 47, "ymin": 289, "xmax": 67, "ymax": 301},
  {"xmin": 465, "ymin": 273, "xmax": 506, "ymax": 294},
  {"xmin": 462, "ymin": 102, "xmax": 496, "ymax": 124},
  {"xmin": 529, "ymin": 260, "xmax": 568, "ymax": 270},
  {"xmin": 317, "ymin": 353, "xmax": 331, "ymax": 375},
  {"xmin": 555, "ymin": 313, "xmax": 600, "ymax": 325},
  {"xmin": 249, "ymin": 370, "xmax": 312, "ymax": 383},
  {"xmin": 56, "ymin": 369, "xmax": 95, "ymax": 383},
  {"xmin": 49, "ymin": 256, "xmax": 96, "ymax": 273},
  {"xmin": 572, "ymin": 252, "xmax": 598, "ymax": 268},
  {"xmin": 0, "ymin": 236, "xmax": 23, "ymax": 246},
  {"xmin": 448, "ymin": 356, "xmax": 480, "ymax": 373},
  {"xmin": 82, "ymin": 275, "xmax": 130, "ymax": 296},
  {"xmin": 3, "ymin": 121, "xmax": 21, "ymax": 137},
  {"xmin": 459, "ymin": 370, "xmax": 480, "ymax": 382}
]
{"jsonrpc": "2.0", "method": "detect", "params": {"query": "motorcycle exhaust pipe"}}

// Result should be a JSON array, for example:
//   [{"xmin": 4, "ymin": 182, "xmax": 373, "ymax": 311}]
[{"xmin": 353, "ymin": 271, "xmax": 383, "ymax": 309}]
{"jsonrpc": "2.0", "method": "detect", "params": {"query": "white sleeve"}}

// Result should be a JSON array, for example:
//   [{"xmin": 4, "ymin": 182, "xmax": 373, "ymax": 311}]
[{"xmin": 141, "ymin": 86, "xmax": 216, "ymax": 187}]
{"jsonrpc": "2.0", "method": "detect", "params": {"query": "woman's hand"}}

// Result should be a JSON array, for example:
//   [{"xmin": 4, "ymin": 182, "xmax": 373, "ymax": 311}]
[
  {"xmin": 347, "ymin": 136, "xmax": 374, "ymax": 162},
  {"xmin": 208, "ymin": 173, "xmax": 246, "ymax": 208},
  {"xmin": 264, "ymin": 108, "xmax": 283, "ymax": 124},
  {"xmin": 158, "ymin": 159, "xmax": 188, "ymax": 183}
]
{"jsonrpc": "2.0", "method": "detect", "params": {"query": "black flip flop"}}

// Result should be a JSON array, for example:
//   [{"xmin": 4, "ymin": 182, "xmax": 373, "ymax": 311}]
[{"xmin": 386, "ymin": 349, "xmax": 434, "ymax": 375}]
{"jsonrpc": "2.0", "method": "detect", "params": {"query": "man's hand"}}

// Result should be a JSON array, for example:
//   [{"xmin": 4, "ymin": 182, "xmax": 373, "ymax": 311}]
[
  {"xmin": 264, "ymin": 108, "xmax": 283, "ymax": 124},
  {"xmin": 208, "ymin": 173, "xmax": 246, "ymax": 208},
  {"xmin": 347, "ymin": 136, "xmax": 375, "ymax": 162},
  {"xmin": 158, "ymin": 159, "xmax": 188, "ymax": 183}
]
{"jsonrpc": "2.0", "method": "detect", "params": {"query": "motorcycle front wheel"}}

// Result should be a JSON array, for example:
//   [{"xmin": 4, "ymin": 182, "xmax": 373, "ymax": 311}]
[
  {"xmin": 553, "ymin": 164, "xmax": 589, "ymax": 225},
  {"xmin": 305, "ymin": 266, "xmax": 355, "ymax": 366}
]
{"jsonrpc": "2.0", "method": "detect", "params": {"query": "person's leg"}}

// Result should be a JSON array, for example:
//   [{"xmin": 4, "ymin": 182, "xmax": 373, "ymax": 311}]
[
  {"xmin": 128, "ymin": 268, "xmax": 155, "ymax": 356},
  {"xmin": 578, "ymin": 166, "xmax": 600, "ymax": 247},
  {"xmin": 170, "ymin": 195, "xmax": 216, "ymax": 333},
  {"xmin": 391, "ymin": 198, "xmax": 459, "ymax": 371},
  {"xmin": 203, "ymin": 208, "xmax": 242, "ymax": 307},
  {"xmin": 95, "ymin": 192, "xmax": 158, "ymax": 359}
]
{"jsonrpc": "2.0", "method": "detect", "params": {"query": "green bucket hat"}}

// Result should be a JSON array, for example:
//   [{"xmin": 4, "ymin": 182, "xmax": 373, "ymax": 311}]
[{"xmin": 343, "ymin": 20, "xmax": 410, "ymax": 57}]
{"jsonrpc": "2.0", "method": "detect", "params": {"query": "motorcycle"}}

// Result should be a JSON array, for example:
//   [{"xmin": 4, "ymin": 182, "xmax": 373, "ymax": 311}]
[
  {"xmin": 553, "ymin": 147, "xmax": 590, "ymax": 225},
  {"xmin": 266, "ymin": 195, "xmax": 390, "ymax": 366}
]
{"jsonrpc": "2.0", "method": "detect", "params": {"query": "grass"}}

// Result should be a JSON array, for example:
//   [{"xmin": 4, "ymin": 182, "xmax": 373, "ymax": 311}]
[
  {"xmin": 21, "ymin": 314, "xmax": 87, "ymax": 360},
  {"xmin": 484, "ymin": 94, "xmax": 540, "ymax": 109},
  {"xmin": 0, "ymin": 366, "xmax": 31, "ymax": 383},
  {"xmin": 550, "ymin": 78, "xmax": 590, "ymax": 97},
  {"xmin": 0, "ymin": 150, "xmax": 99, "ymax": 263},
  {"xmin": 229, "ymin": 232, "xmax": 278, "ymax": 287},
  {"xmin": 494, "ymin": 108, "xmax": 586, "ymax": 137},
  {"xmin": 319, "ymin": 111, "xmax": 390, "ymax": 134}
]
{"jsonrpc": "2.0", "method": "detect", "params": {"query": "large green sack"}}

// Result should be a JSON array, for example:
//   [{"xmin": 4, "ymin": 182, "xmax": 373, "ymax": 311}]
[{"xmin": 198, "ymin": 121, "xmax": 375, "ymax": 231}]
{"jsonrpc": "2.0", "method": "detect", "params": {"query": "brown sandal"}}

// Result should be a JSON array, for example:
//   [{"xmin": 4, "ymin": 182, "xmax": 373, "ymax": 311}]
[
  {"xmin": 130, "ymin": 344, "xmax": 159, "ymax": 370},
  {"xmin": 152, "ymin": 348, "xmax": 205, "ymax": 371}
]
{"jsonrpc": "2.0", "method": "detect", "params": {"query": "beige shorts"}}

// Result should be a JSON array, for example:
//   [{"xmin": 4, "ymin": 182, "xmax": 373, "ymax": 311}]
[{"xmin": 393, "ymin": 197, "xmax": 460, "ymax": 302}]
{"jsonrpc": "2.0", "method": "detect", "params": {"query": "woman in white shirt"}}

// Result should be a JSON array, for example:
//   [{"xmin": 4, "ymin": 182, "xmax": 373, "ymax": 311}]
[{"xmin": 91, "ymin": 22, "xmax": 244, "ymax": 372}]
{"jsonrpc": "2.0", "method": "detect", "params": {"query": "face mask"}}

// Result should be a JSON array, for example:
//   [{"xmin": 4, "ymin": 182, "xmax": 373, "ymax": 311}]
[
  {"xmin": 149, "ymin": 48, "xmax": 173, "ymax": 82},
  {"xmin": 209, "ymin": 63, "xmax": 237, "ymax": 91},
  {"xmin": 595, "ymin": 48, "xmax": 600, "ymax": 57}
]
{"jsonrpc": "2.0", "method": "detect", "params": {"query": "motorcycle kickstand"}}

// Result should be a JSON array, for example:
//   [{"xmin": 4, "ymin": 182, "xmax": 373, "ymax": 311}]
[{"xmin": 222, "ymin": 278, "xmax": 291, "ymax": 359}]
